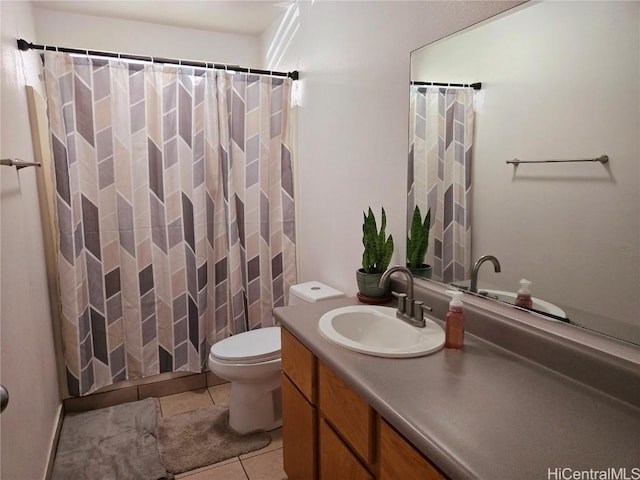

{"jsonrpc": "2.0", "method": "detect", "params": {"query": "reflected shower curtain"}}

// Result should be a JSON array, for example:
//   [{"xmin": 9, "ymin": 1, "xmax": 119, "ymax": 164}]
[
  {"xmin": 43, "ymin": 52, "xmax": 296, "ymax": 396},
  {"xmin": 408, "ymin": 86, "xmax": 473, "ymax": 284}
]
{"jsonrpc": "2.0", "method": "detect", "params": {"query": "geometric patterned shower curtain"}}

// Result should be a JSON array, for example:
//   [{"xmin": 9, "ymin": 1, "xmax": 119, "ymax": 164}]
[
  {"xmin": 408, "ymin": 86, "xmax": 473, "ymax": 284},
  {"xmin": 43, "ymin": 51, "xmax": 296, "ymax": 396}
]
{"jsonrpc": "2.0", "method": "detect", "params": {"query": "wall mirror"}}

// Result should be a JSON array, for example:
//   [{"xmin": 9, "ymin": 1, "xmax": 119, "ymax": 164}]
[{"xmin": 408, "ymin": 1, "xmax": 639, "ymax": 345}]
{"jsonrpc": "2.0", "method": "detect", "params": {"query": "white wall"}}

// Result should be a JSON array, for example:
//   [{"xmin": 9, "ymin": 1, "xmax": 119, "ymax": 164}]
[
  {"xmin": 0, "ymin": 2, "xmax": 62, "ymax": 478},
  {"xmin": 261, "ymin": 1, "xmax": 521, "ymax": 295},
  {"xmin": 411, "ymin": 1, "xmax": 639, "ymax": 329},
  {"xmin": 33, "ymin": 7, "xmax": 261, "ymax": 67}
]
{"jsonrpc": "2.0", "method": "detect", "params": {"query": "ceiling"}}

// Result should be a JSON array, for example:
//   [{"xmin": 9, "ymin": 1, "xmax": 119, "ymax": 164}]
[{"xmin": 31, "ymin": 1, "xmax": 291, "ymax": 36}]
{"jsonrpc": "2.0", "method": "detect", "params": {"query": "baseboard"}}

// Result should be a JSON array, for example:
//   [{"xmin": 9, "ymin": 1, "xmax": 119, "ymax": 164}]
[{"xmin": 44, "ymin": 404, "xmax": 64, "ymax": 480}]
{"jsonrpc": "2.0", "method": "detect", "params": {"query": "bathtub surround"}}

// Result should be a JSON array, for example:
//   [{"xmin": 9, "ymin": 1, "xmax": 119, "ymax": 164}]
[
  {"xmin": 43, "ymin": 51, "xmax": 296, "ymax": 396},
  {"xmin": 157, "ymin": 404, "xmax": 271, "ymax": 474},
  {"xmin": 62, "ymin": 371, "xmax": 226, "ymax": 413}
]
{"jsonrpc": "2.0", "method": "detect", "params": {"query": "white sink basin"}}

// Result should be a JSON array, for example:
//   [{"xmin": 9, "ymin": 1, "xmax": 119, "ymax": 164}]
[
  {"xmin": 318, "ymin": 306, "xmax": 445, "ymax": 358},
  {"xmin": 479, "ymin": 289, "xmax": 566, "ymax": 318}
]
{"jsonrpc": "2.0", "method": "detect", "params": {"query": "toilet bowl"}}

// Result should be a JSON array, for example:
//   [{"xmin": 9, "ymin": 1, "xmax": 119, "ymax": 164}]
[
  {"xmin": 208, "ymin": 282, "xmax": 344, "ymax": 434},
  {"xmin": 208, "ymin": 327, "xmax": 282, "ymax": 434}
]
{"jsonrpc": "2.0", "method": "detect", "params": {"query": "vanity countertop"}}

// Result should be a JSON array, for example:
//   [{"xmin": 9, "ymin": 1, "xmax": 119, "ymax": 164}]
[{"xmin": 274, "ymin": 297, "xmax": 640, "ymax": 480}]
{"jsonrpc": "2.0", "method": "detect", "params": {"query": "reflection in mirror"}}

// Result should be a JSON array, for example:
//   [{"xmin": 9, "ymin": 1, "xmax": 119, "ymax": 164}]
[
  {"xmin": 408, "ymin": 85, "xmax": 474, "ymax": 283},
  {"xmin": 408, "ymin": 1, "xmax": 639, "ymax": 345}
]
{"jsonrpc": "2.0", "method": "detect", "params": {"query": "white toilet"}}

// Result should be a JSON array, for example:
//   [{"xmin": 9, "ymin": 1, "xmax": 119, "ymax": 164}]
[{"xmin": 208, "ymin": 281, "xmax": 344, "ymax": 434}]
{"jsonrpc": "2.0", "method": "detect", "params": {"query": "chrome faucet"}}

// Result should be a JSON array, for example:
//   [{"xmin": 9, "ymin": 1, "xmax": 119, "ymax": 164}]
[
  {"xmin": 379, "ymin": 265, "xmax": 431, "ymax": 327},
  {"xmin": 470, "ymin": 255, "xmax": 502, "ymax": 293}
]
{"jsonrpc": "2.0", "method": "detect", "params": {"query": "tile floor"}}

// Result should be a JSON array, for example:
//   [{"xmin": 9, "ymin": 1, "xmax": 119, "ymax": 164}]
[{"xmin": 158, "ymin": 384, "xmax": 287, "ymax": 480}]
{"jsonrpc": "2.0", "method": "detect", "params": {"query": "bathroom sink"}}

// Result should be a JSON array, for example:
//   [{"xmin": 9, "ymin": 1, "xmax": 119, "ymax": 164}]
[
  {"xmin": 478, "ymin": 289, "xmax": 567, "ymax": 318},
  {"xmin": 318, "ymin": 306, "xmax": 445, "ymax": 358}
]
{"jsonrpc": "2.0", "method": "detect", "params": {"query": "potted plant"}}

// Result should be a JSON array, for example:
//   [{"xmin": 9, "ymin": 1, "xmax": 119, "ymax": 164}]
[
  {"xmin": 356, "ymin": 207, "xmax": 394, "ymax": 300},
  {"xmin": 406, "ymin": 205, "xmax": 432, "ymax": 279}
]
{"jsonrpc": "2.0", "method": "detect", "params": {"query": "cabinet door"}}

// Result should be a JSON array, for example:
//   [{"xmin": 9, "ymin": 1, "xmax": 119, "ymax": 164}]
[
  {"xmin": 282, "ymin": 373, "xmax": 317, "ymax": 480},
  {"xmin": 379, "ymin": 419, "xmax": 446, "ymax": 480},
  {"xmin": 318, "ymin": 361, "xmax": 375, "ymax": 466},
  {"xmin": 320, "ymin": 418, "xmax": 373, "ymax": 480},
  {"xmin": 282, "ymin": 327, "xmax": 316, "ymax": 403}
]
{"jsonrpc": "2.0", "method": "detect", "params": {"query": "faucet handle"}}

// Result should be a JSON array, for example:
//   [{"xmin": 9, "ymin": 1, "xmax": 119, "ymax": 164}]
[
  {"xmin": 391, "ymin": 292, "xmax": 407, "ymax": 313},
  {"xmin": 415, "ymin": 301, "xmax": 433, "ymax": 322}
]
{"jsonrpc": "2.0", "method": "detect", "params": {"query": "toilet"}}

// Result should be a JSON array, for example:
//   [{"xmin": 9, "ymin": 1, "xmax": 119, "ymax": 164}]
[{"xmin": 208, "ymin": 281, "xmax": 344, "ymax": 434}]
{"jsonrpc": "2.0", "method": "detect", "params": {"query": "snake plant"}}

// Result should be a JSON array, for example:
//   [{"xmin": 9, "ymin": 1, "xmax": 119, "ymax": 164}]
[
  {"xmin": 407, "ymin": 205, "xmax": 431, "ymax": 269},
  {"xmin": 361, "ymin": 207, "xmax": 394, "ymax": 274}
]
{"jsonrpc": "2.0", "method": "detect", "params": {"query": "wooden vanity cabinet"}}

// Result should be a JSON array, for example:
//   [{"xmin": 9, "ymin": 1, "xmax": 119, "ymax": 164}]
[
  {"xmin": 281, "ymin": 328, "xmax": 317, "ymax": 480},
  {"xmin": 320, "ymin": 418, "xmax": 373, "ymax": 480},
  {"xmin": 379, "ymin": 418, "xmax": 445, "ymax": 480},
  {"xmin": 318, "ymin": 361, "xmax": 375, "ymax": 466},
  {"xmin": 282, "ymin": 326, "xmax": 446, "ymax": 480},
  {"xmin": 281, "ymin": 327, "xmax": 316, "ymax": 401}
]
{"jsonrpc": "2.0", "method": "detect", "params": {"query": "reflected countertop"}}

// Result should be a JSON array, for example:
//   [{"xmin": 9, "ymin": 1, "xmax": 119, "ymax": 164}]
[
  {"xmin": 274, "ymin": 296, "xmax": 640, "ymax": 480},
  {"xmin": 451, "ymin": 280, "xmax": 640, "ymax": 345}
]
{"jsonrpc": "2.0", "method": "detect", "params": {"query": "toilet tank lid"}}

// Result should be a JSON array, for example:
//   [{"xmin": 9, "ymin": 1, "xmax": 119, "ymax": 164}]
[
  {"xmin": 289, "ymin": 281, "xmax": 344, "ymax": 303},
  {"xmin": 211, "ymin": 327, "xmax": 281, "ymax": 363}
]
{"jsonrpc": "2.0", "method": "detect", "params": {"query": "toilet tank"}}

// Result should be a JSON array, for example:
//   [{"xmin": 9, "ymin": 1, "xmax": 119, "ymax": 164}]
[{"xmin": 289, "ymin": 281, "xmax": 344, "ymax": 305}]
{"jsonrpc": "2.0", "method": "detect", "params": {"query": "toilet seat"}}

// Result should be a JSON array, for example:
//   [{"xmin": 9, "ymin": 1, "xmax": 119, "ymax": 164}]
[{"xmin": 211, "ymin": 326, "xmax": 281, "ymax": 364}]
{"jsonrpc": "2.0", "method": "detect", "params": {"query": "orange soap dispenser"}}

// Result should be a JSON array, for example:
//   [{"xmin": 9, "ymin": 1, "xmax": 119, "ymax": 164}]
[{"xmin": 445, "ymin": 290, "xmax": 465, "ymax": 349}]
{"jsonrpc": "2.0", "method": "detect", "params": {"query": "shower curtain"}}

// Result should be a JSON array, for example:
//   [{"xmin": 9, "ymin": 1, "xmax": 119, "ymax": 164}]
[
  {"xmin": 408, "ymin": 86, "xmax": 474, "ymax": 284},
  {"xmin": 43, "ymin": 51, "xmax": 296, "ymax": 396}
]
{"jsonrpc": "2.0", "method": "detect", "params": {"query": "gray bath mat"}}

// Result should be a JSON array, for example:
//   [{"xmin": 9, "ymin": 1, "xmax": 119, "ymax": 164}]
[
  {"xmin": 51, "ymin": 398, "xmax": 169, "ymax": 480},
  {"xmin": 157, "ymin": 405, "xmax": 271, "ymax": 474}
]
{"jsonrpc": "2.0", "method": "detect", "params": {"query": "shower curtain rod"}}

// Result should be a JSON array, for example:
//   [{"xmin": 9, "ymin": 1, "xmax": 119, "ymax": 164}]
[
  {"xmin": 17, "ymin": 39, "xmax": 299, "ymax": 80},
  {"xmin": 412, "ymin": 81, "xmax": 482, "ymax": 90}
]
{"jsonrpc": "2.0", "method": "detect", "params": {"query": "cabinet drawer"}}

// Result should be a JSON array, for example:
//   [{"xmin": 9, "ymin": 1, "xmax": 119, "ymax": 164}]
[
  {"xmin": 282, "ymin": 327, "xmax": 316, "ymax": 403},
  {"xmin": 379, "ymin": 419, "xmax": 446, "ymax": 480},
  {"xmin": 318, "ymin": 361, "xmax": 375, "ymax": 466},
  {"xmin": 282, "ymin": 373, "xmax": 317, "ymax": 480},
  {"xmin": 320, "ymin": 418, "xmax": 373, "ymax": 480}
]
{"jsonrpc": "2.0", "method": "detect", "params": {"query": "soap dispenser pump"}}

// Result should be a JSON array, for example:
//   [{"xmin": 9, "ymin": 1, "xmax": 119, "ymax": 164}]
[
  {"xmin": 515, "ymin": 279, "xmax": 533, "ymax": 309},
  {"xmin": 445, "ymin": 290, "xmax": 465, "ymax": 349}
]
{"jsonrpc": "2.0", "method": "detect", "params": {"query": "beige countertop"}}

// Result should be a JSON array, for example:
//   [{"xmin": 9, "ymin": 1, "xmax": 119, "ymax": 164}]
[{"xmin": 274, "ymin": 296, "xmax": 640, "ymax": 480}]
